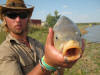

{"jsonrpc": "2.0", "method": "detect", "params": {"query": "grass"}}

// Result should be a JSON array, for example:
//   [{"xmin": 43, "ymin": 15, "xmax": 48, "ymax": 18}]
[
  {"xmin": 28, "ymin": 26, "xmax": 49, "ymax": 44},
  {"xmin": 0, "ymin": 31, "xmax": 6, "ymax": 44},
  {"xmin": 64, "ymin": 41, "xmax": 100, "ymax": 75},
  {"xmin": 0, "ymin": 25, "xmax": 100, "ymax": 75}
]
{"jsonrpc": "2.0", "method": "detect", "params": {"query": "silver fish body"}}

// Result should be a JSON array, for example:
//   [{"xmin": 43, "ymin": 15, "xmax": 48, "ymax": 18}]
[{"xmin": 53, "ymin": 16, "xmax": 82, "ymax": 62}]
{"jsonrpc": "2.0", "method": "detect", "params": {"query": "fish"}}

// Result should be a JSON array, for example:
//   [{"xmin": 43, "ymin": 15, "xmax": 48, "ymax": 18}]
[{"xmin": 53, "ymin": 16, "xmax": 82, "ymax": 62}]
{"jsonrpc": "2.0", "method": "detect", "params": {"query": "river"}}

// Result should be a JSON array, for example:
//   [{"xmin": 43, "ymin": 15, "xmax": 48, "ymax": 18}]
[{"xmin": 83, "ymin": 25, "xmax": 100, "ymax": 43}]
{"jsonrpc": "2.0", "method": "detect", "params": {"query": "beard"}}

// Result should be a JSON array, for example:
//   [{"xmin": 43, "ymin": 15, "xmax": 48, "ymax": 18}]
[
  {"xmin": 12, "ymin": 29, "xmax": 25, "ymax": 35},
  {"xmin": 7, "ymin": 24, "xmax": 29, "ymax": 35},
  {"xmin": 13, "ymin": 26, "xmax": 28, "ymax": 35}
]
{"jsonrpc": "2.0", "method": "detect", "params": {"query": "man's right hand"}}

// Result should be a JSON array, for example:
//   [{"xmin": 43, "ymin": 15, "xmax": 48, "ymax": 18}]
[{"xmin": 44, "ymin": 28, "xmax": 78, "ymax": 68}]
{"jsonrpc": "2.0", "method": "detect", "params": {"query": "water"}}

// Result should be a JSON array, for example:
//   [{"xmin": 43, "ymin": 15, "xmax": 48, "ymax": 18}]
[{"xmin": 83, "ymin": 25, "xmax": 100, "ymax": 43}]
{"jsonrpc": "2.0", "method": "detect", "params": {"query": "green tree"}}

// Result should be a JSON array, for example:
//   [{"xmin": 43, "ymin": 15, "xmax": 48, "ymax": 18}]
[
  {"xmin": 46, "ymin": 14, "xmax": 56, "ymax": 27},
  {"xmin": 46, "ymin": 10, "xmax": 61, "ymax": 27},
  {"xmin": 54, "ymin": 10, "xmax": 61, "ymax": 21}
]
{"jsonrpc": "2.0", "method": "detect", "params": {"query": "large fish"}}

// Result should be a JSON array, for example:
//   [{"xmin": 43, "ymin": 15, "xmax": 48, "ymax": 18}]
[{"xmin": 53, "ymin": 16, "xmax": 82, "ymax": 62}]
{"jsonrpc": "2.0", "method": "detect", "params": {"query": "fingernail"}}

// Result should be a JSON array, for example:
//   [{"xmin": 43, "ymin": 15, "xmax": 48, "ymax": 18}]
[
  {"xmin": 49, "ymin": 28, "xmax": 52, "ymax": 33},
  {"xmin": 64, "ymin": 56, "xmax": 69, "ymax": 63}
]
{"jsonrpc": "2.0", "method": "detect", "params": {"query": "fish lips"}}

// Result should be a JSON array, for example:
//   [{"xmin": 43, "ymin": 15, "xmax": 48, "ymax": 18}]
[{"xmin": 62, "ymin": 40, "xmax": 82, "ymax": 62}]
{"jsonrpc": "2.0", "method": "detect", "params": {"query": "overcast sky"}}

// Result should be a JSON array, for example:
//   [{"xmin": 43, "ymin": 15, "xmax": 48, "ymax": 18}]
[{"xmin": 0, "ymin": 0, "xmax": 100, "ymax": 23}]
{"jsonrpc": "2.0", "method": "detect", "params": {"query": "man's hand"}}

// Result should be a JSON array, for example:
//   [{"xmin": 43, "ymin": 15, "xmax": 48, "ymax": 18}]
[{"xmin": 44, "ymin": 28, "xmax": 85, "ymax": 68}]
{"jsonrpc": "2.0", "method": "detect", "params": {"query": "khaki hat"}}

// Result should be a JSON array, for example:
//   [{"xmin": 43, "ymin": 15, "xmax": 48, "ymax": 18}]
[{"xmin": 0, "ymin": 0, "xmax": 34, "ymax": 20}]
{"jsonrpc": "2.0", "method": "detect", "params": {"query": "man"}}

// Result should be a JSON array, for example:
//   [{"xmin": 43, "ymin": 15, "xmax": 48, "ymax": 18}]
[{"xmin": 0, "ymin": 0, "xmax": 85, "ymax": 75}]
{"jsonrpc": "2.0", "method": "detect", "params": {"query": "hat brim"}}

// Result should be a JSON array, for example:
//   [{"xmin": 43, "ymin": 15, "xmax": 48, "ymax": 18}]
[{"xmin": 0, "ymin": 5, "xmax": 34, "ymax": 20}]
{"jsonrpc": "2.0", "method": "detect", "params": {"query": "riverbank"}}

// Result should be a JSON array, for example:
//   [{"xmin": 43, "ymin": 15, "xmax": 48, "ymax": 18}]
[
  {"xmin": 64, "ymin": 40, "xmax": 100, "ymax": 75},
  {"xmin": 78, "ymin": 25, "xmax": 88, "ymax": 35}
]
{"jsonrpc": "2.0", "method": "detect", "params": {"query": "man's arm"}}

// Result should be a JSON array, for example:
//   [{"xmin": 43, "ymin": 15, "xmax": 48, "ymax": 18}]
[
  {"xmin": 0, "ymin": 46, "xmax": 23, "ymax": 75},
  {"xmin": 54, "ymin": 69, "xmax": 65, "ymax": 75},
  {"xmin": 28, "ymin": 64, "xmax": 65, "ymax": 75},
  {"xmin": 28, "ymin": 64, "xmax": 51, "ymax": 75}
]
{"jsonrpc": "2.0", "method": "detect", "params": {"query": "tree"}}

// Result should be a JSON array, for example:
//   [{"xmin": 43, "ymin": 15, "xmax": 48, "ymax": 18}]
[
  {"xmin": 46, "ymin": 14, "xmax": 56, "ymax": 27},
  {"xmin": 54, "ymin": 10, "xmax": 60, "ymax": 21},
  {"xmin": 46, "ymin": 10, "xmax": 61, "ymax": 27}
]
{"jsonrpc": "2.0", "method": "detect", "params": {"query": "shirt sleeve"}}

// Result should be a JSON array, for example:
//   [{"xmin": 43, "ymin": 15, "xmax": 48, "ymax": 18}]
[{"xmin": 0, "ymin": 46, "xmax": 23, "ymax": 75}]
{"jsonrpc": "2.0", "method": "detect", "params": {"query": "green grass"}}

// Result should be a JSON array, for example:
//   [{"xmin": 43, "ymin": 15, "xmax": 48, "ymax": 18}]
[
  {"xmin": 0, "ymin": 31, "xmax": 6, "ymax": 44},
  {"xmin": 28, "ymin": 26, "xmax": 49, "ymax": 45},
  {"xmin": 64, "ymin": 41, "xmax": 100, "ymax": 75}
]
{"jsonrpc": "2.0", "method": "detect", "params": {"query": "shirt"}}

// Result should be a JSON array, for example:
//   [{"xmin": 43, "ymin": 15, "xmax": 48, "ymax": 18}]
[{"xmin": 0, "ymin": 34, "xmax": 44, "ymax": 75}]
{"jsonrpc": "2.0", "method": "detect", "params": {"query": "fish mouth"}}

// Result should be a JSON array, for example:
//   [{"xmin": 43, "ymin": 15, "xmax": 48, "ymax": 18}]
[{"xmin": 63, "ymin": 40, "xmax": 82, "ymax": 62}]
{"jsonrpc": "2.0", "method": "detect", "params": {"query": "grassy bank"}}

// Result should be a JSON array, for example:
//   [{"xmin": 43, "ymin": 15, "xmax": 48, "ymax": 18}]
[
  {"xmin": 64, "ymin": 41, "xmax": 100, "ymax": 75},
  {"xmin": 29, "ymin": 25, "xmax": 100, "ymax": 75},
  {"xmin": 0, "ymin": 25, "xmax": 100, "ymax": 75}
]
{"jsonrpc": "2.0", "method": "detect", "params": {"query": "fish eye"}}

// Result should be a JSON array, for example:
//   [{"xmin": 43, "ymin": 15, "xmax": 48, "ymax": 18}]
[
  {"xmin": 80, "ymin": 34, "xmax": 82, "ymax": 37},
  {"xmin": 56, "ymin": 36, "xmax": 58, "ymax": 40}
]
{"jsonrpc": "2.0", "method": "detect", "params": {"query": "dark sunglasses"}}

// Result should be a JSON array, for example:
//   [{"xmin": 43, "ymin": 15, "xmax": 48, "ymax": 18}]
[{"xmin": 4, "ymin": 12, "xmax": 28, "ymax": 19}]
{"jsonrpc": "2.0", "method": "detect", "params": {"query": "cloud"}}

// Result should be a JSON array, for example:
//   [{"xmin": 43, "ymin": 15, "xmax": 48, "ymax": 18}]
[
  {"xmin": 32, "ymin": 10, "xmax": 48, "ymax": 21},
  {"xmin": 35, "ymin": 10, "xmax": 47, "ymax": 15},
  {"xmin": 63, "ymin": 5, "xmax": 69, "ymax": 9},
  {"xmin": 60, "ymin": 11, "xmax": 72, "ymax": 15},
  {"xmin": 96, "ymin": 8, "xmax": 100, "ymax": 12},
  {"xmin": 76, "ymin": 15, "xmax": 89, "ymax": 20},
  {"xmin": 72, "ymin": 15, "xmax": 91, "ymax": 23}
]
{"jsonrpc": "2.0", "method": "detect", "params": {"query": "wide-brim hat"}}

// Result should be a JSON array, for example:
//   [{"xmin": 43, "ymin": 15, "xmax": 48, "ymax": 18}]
[{"xmin": 0, "ymin": 0, "xmax": 34, "ymax": 20}]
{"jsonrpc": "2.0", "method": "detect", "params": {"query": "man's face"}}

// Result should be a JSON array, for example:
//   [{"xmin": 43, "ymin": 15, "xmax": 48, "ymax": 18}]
[{"xmin": 4, "ymin": 10, "xmax": 30, "ymax": 35}]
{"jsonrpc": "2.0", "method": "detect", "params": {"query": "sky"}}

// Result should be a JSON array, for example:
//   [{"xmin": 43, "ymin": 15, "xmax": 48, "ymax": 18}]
[{"xmin": 0, "ymin": 0, "xmax": 100, "ymax": 23}]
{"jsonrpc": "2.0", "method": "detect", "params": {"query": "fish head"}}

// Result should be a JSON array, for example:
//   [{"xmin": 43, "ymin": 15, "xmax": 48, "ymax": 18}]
[{"xmin": 53, "ymin": 16, "xmax": 82, "ymax": 62}]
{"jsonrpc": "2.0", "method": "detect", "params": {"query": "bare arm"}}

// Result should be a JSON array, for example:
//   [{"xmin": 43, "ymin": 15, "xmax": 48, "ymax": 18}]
[
  {"xmin": 54, "ymin": 69, "xmax": 65, "ymax": 75},
  {"xmin": 28, "ymin": 64, "xmax": 51, "ymax": 75}
]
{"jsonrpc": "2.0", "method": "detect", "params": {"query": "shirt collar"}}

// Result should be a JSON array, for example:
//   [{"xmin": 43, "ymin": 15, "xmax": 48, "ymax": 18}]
[
  {"xmin": 6, "ymin": 34, "xmax": 33, "ymax": 49},
  {"xmin": 6, "ymin": 34, "xmax": 21, "ymax": 45}
]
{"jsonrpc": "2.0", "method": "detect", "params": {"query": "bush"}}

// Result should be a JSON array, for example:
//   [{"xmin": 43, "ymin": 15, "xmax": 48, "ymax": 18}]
[{"xmin": 0, "ymin": 31, "xmax": 6, "ymax": 44}]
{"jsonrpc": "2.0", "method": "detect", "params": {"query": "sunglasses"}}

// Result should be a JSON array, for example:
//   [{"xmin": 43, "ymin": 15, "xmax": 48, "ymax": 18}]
[{"xmin": 5, "ymin": 11, "xmax": 28, "ymax": 19}]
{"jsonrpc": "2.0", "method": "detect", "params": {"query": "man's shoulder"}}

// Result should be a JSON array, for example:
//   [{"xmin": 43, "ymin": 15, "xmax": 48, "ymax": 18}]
[
  {"xmin": 0, "ymin": 40, "xmax": 14, "ymax": 57},
  {"xmin": 28, "ymin": 36, "xmax": 44, "ymax": 48},
  {"xmin": 0, "ymin": 40, "xmax": 9, "ymax": 49}
]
